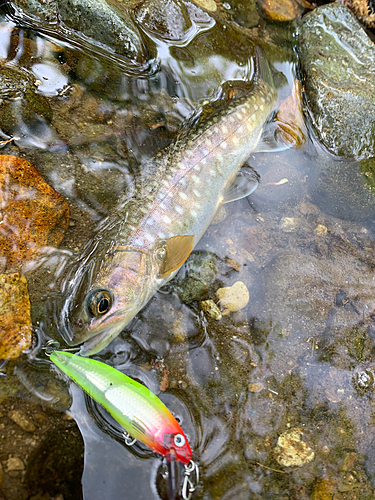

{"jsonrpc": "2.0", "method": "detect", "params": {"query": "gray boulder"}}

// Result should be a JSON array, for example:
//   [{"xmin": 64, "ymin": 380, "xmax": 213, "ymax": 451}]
[{"xmin": 299, "ymin": 3, "xmax": 375, "ymax": 159}]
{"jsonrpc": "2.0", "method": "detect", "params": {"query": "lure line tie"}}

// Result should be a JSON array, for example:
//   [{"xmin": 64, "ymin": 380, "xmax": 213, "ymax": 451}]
[
  {"xmin": 123, "ymin": 430, "xmax": 137, "ymax": 446},
  {"xmin": 182, "ymin": 460, "xmax": 199, "ymax": 500}
]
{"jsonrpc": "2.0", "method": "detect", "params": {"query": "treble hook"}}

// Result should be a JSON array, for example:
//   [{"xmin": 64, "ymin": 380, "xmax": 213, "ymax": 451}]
[
  {"xmin": 182, "ymin": 460, "xmax": 199, "ymax": 500},
  {"xmin": 123, "ymin": 430, "xmax": 137, "ymax": 446}
]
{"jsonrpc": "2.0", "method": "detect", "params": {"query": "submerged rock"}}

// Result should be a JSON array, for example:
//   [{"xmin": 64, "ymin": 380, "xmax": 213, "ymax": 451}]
[
  {"xmin": 9, "ymin": 0, "xmax": 150, "ymax": 67},
  {"xmin": 216, "ymin": 281, "xmax": 249, "ymax": 315},
  {"xmin": 0, "ymin": 272, "xmax": 32, "ymax": 360},
  {"xmin": 274, "ymin": 428, "xmax": 315, "ymax": 467},
  {"xmin": 299, "ymin": 3, "xmax": 375, "ymax": 159},
  {"xmin": 0, "ymin": 155, "xmax": 69, "ymax": 272},
  {"xmin": 0, "ymin": 65, "xmax": 52, "ymax": 137}
]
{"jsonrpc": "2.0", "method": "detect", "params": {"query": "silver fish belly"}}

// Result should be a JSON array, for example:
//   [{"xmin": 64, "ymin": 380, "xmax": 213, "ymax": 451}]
[{"xmin": 57, "ymin": 47, "xmax": 278, "ymax": 355}]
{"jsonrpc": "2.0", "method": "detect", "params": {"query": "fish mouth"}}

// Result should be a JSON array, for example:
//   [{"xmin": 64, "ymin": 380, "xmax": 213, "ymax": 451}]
[{"xmin": 78, "ymin": 321, "xmax": 125, "ymax": 356}]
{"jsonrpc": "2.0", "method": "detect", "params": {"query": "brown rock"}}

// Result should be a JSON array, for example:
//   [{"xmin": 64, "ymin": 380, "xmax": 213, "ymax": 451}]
[
  {"xmin": 8, "ymin": 410, "xmax": 36, "ymax": 432},
  {"xmin": 261, "ymin": 0, "xmax": 312, "ymax": 21},
  {"xmin": 276, "ymin": 80, "xmax": 307, "ymax": 147},
  {"xmin": 0, "ymin": 155, "xmax": 69, "ymax": 272},
  {"xmin": 0, "ymin": 272, "xmax": 32, "ymax": 360}
]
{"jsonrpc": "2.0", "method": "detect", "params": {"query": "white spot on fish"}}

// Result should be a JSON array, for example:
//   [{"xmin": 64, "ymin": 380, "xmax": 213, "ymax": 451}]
[
  {"xmin": 163, "ymin": 215, "xmax": 171, "ymax": 224},
  {"xmin": 229, "ymin": 116, "xmax": 235, "ymax": 123},
  {"xmin": 140, "ymin": 206, "xmax": 148, "ymax": 213},
  {"xmin": 254, "ymin": 104, "xmax": 259, "ymax": 110},
  {"xmin": 145, "ymin": 233, "xmax": 155, "ymax": 242},
  {"xmin": 192, "ymin": 175, "xmax": 200, "ymax": 184},
  {"xmin": 261, "ymin": 96, "xmax": 265, "ymax": 103},
  {"xmin": 193, "ymin": 189, "xmax": 201, "ymax": 198},
  {"xmin": 175, "ymin": 205, "xmax": 184, "ymax": 214},
  {"xmin": 179, "ymin": 192, "xmax": 188, "ymax": 200},
  {"xmin": 236, "ymin": 112, "xmax": 242, "ymax": 119},
  {"xmin": 193, "ymin": 165, "xmax": 200, "ymax": 171},
  {"xmin": 210, "ymin": 169, "xmax": 216, "ymax": 176},
  {"xmin": 222, "ymin": 125, "xmax": 228, "ymax": 134},
  {"xmin": 216, "ymin": 154, "xmax": 224, "ymax": 162},
  {"xmin": 191, "ymin": 210, "xmax": 197, "ymax": 217},
  {"xmin": 160, "ymin": 202, "xmax": 167, "ymax": 210},
  {"xmin": 162, "ymin": 180, "xmax": 169, "ymax": 187},
  {"xmin": 158, "ymin": 232, "xmax": 165, "ymax": 239},
  {"xmin": 177, "ymin": 163, "xmax": 183, "ymax": 169},
  {"xmin": 232, "ymin": 136, "xmax": 239, "ymax": 145},
  {"xmin": 146, "ymin": 219, "xmax": 153, "ymax": 225},
  {"xmin": 205, "ymin": 139, "xmax": 212, "ymax": 147}
]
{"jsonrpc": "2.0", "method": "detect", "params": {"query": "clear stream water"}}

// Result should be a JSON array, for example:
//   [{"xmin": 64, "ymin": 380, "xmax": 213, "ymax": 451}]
[{"xmin": 1, "ymin": 5, "xmax": 375, "ymax": 500}]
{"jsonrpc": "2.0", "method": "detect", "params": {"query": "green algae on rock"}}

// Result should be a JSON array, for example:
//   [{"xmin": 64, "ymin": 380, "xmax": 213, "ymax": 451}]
[
  {"xmin": 0, "ymin": 65, "xmax": 52, "ymax": 136},
  {"xmin": 299, "ymin": 3, "xmax": 375, "ymax": 159}
]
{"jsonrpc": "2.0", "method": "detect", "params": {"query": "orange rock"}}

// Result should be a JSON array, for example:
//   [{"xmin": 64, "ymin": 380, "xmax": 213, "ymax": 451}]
[
  {"xmin": 0, "ymin": 155, "xmax": 69, "ymax": 271},
  {"xmin": 0, "ymin": 272, "xmax": 32, "ymax": 360},
  {"xmin": 276, "ymin": 80, "xmax": 307, "ymax": 147},
  {"xmin": 261, "ymin": 0, "xmax": 312, "ymax": 22}
]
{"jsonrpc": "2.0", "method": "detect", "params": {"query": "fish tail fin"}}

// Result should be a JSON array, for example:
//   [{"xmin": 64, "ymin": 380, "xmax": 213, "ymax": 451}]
[{"xmin": 254, "ymin": 46, "xmax": 275, "ymax": 88}]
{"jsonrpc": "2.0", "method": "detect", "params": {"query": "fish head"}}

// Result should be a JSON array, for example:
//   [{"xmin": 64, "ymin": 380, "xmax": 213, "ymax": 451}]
[{"xmin": 58, "ymin": 245, "xmax": 158, "ymax": 356}]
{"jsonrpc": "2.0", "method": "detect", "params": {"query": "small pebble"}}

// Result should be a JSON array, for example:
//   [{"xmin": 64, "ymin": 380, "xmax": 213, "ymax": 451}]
[
  {"xmin": 279, "ymin": 217, "xmax": 300, "ymax": 232},
  {"xmin": 6, "ymin": 457, "xmax": 25, "ymax": 471},
  {"xmin": 9, "ymin": 410, "xmax": 36, "ymax": 432},
  {"xmin": 216, "ymin": 281, "xmax": 249, "ymax": 316},
  {"xmin": 199, "ymin": 299, "xmax": 222, "ymax": 320},
  {"xmin": 314, "ymin": 224, "xmax": 327, "ymax": 236},
  {"xmin": 274, "ymin": 428, "xmax": 315, "ymax": 467},
  {"xmin": 248, "ymin": 382, "xmax": 264, "ymax": 393}
]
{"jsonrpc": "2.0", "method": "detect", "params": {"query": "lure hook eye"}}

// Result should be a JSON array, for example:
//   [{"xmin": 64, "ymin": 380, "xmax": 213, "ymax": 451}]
[{"xmin": 174, "ymin": 434, "xmax": 186, "ymax": 448}]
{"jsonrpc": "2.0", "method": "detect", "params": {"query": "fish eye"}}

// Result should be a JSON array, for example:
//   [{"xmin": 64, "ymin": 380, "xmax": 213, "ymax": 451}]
[
  {"xmin": 87, "ymin": 289, "xmax": 113, "ymax": 317},
  {"xmin": 174, "ymin": 434, "xmax": 186, "ymax": 448}
]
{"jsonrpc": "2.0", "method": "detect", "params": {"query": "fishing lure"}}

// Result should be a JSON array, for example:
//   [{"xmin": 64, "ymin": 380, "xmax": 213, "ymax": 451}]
[{"xmin": 50, "ymin": 350, "xmax": 193, "ymax": 465}]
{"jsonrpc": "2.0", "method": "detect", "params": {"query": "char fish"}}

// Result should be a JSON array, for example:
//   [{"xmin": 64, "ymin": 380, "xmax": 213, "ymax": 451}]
[{"xmin": 57, "ymin": 47, "xmax": 278, "ymax": 355}]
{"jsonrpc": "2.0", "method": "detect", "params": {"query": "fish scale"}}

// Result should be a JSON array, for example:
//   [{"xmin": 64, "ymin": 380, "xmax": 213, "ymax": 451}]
[{"xmin": 57, "ymin": 47, "xmax": 279, "ymax": 356}]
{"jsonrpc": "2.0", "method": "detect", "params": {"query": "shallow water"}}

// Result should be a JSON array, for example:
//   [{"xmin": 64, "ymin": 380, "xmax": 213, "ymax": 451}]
[{"xmin": 1, "ymin": 5, "xmax": 375, "ymax": 500}]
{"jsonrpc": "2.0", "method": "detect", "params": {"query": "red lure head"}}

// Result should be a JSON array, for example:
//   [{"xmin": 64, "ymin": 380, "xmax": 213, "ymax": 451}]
[
  {"xmin": 153, "ymin": 422, "xmax": 192, "ymax": 465},
  {"xmin": 163, "ymin": 430, "xmax": 193, "ymax": 465}
]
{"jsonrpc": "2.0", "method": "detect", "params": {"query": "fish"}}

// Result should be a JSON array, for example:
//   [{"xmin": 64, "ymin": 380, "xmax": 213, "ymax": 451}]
[
  {"xmin": 57, "ymin": 46, "xmax": 279, "ymax": 356},
  {"xmin": 50, "ymin": 350, "xmax": 193, "ymax": 465}
]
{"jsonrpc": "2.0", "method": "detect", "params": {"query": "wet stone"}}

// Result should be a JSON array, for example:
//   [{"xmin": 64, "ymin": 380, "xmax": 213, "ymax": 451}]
[
  {"xmin": 260, "ymin": 0, "xmax": 311, "ymax": 22},
  {"xmin": 0, "ymin": 273, "xmax": 32, "ymax": 360},
  {"xmin": 0, "ymin": 65, "xmax": 52, "ymax": 136},
  {"xmin": 216, "ymin": 281, "xmax": 249, "ymax": 315},
  {"xmin": 134, "ymin": 0, "xmax": 207, "ymax": 43},
  {"xmin": 8, "ymin": 410, "xmax": 36, "ymax": 433},
  {"xmin": 11, "ymin": 0, "xmax": 149, "ymax": 65},
  {"xmin": 0, "ymin": 155, "xmax": 69, "ymax": 272},
  {"xmin": 5, "ymin": 458, "xmax": 25, "ymax": 472},
  {"xmin": 274, "ymin": 428, "xmax": 315, "ymax": 467},
  {"xmin": 299, "ymin": 3, "xmax": 375, "ymax": 158},
  {"xmin": 199, "ymin": 299, "xmax": 222, "ymax": 320}
]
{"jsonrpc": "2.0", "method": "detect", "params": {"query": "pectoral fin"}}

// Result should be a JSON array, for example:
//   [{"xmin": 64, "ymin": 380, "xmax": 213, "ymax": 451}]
[
  {"xmin": 222, "ymin": 167, "xmax": 259, "ymax": 204},
  {"xmin": 158, "ymin": 235, "xmax": 195, "ymax": 278}
]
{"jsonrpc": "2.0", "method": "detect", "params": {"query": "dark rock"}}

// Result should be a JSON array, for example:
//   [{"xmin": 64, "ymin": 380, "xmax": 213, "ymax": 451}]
[{"xmin": 299, "ymin": 3, "xmax": 375, "ymax": 158}]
